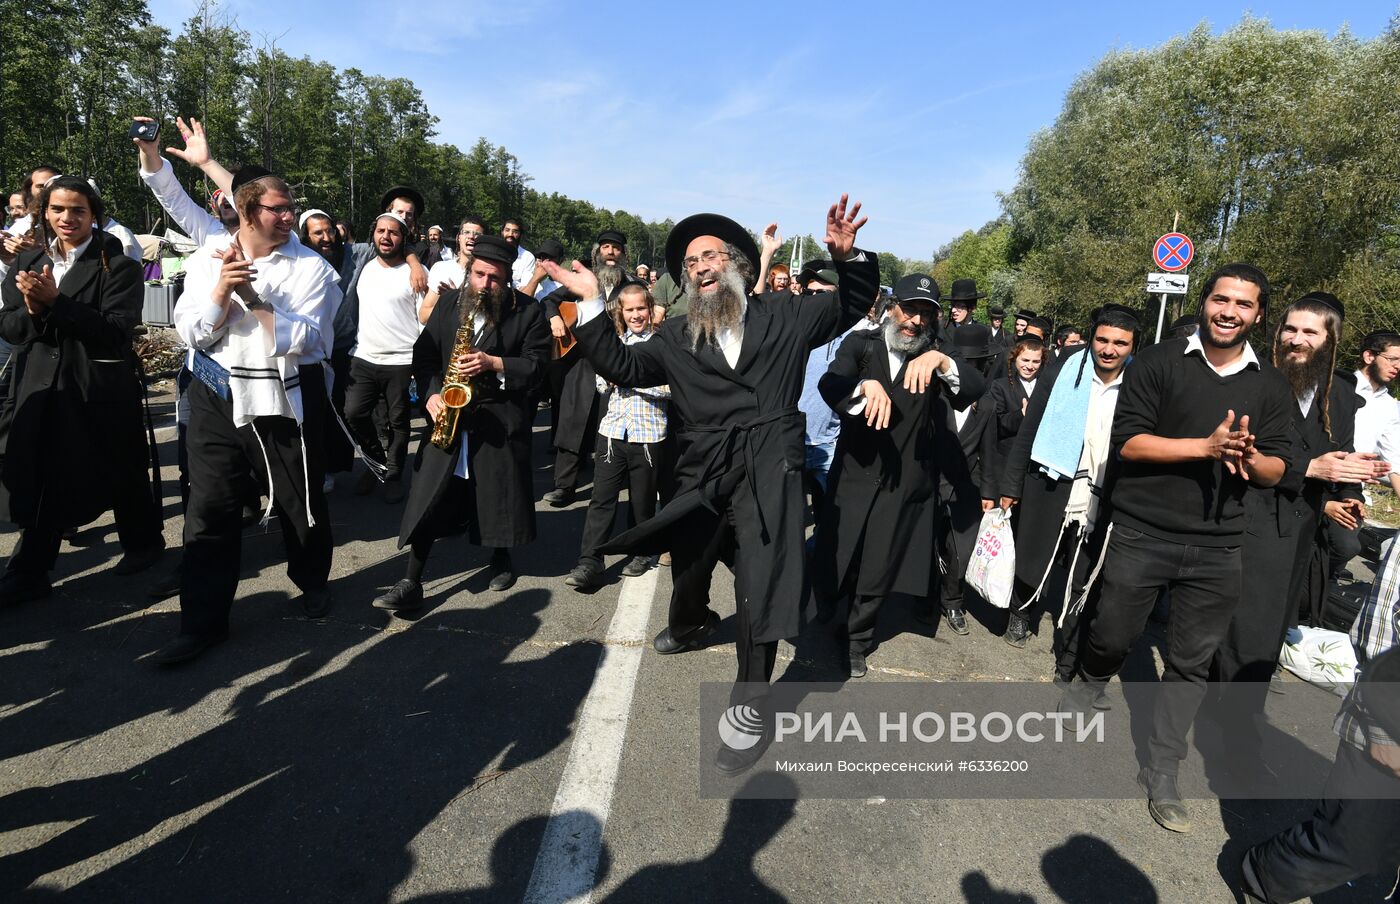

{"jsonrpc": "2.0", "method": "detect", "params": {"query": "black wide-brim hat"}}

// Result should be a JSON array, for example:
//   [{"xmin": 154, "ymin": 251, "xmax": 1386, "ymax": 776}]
[
  {"xmin": 945, "ymin": 278, "xmax": 986, "ymax": 302},
  {"xmin": 379, "ymin": 185, "xmax": 424, "ymax": 217},
  {"xmin": 665, "ymin": 213, "xmax": 761, "ymax": 283},
  {"xmin": 951, "ymin": 322, "xmax": 993, "ymax": 360}
]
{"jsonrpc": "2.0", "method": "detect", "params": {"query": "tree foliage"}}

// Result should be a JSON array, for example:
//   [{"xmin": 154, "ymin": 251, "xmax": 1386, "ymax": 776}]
[{"xmin": 1000, "ymin": 16, "xmax": 1400, "ymax": 354}]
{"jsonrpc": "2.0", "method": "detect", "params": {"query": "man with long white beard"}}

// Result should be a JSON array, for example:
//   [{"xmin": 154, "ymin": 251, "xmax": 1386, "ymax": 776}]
[
  {"xmin": 371, "ymin": 236, "xmax": 551, "ymax": 609},
  {"xmin": 545, "ymin": 198, "xmax": 952, "ymax": 774},
  {"xmin": 543, "ymin": 229, "xmax": 631, "ymax": 507},
  {"xmin": 811, "ymin": 274, "xmax": 983, "ymax": 678},
  {"xmin": 1215, "ymin": 293, "xmax": 1385, "ymax": 759}
]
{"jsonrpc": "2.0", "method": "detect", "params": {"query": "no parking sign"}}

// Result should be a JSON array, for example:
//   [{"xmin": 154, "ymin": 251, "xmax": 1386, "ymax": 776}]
[{"xmin": 1153, "ymin": 233, "xmax": 1194, "ymax": 272}]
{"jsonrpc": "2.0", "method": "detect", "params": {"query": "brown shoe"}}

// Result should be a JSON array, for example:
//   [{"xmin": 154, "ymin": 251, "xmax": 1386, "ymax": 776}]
[{"xmin": 658, "ymin": 552, "xmax": 672, "ymax": 567}]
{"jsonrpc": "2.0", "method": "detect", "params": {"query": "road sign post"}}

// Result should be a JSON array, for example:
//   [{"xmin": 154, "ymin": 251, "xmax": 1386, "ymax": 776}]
[{"xmin": 1151, "ymin": 233, "xmax": 1194, "ymax": 343}]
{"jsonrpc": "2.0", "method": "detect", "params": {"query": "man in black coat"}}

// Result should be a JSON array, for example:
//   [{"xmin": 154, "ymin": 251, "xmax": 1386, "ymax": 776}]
[
  {"xmin": 373, "ymin": 236, "xmax": 551, "ymax": 609},
  {"xmin": 997, "ymin": 307, "xmax": 1138, "ymax": 665},
  {"xmin": 813, "ymin": 274, "xmax": 983, "ymax": 677},
  {"xmin": 0, "ymin": 176, "xmax": 164, "ymax": 606},
  {"xmin": 987, "ymin": 306, "xmax": 1011, "ymax": 354},
  {"xmin": 1216, "ymin": 293, "xmax": 1382, "ymax": 756},
  {"xmin": 542, "ymin": 230, "xmax": 631, "ymax": 507},
  {"xmin": 929, "ymin": 322, "xmax": 999, "ymax": 635},
  {"xmin": 542, "ymin": 197, "xmax": 880, "ymax": 774}
]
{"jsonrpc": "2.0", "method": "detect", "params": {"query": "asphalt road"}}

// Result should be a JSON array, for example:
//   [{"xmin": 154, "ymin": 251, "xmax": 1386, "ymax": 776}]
[{"xmin": 0, "ymin": 404, "xmax": 1391, "ymax": 903}]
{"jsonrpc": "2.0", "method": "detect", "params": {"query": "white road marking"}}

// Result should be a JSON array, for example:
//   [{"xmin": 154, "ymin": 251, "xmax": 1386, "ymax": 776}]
[{"xmin": 523, "ymin": 565, "xmax": 660, "ymax": 904}]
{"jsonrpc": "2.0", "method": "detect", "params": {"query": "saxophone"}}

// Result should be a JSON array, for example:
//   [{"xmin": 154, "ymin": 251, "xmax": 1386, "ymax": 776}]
[{"xmin": 430, "ymin": 320, "xmax": 475, "ymax": 449}]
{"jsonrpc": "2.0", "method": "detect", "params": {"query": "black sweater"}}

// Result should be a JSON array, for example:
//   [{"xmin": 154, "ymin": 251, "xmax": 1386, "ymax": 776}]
[{"xmin": 1109, "ymin": 338, "xmax": 1294, "ymax": 546}]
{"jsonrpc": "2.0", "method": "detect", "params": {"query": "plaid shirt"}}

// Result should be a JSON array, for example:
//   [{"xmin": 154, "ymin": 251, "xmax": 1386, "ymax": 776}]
[
  {"xmin": 595, "ymin": 329, "xmax": 670, "ymax": 443},
  {"xmin": 1335, "ymin": 535, "xmax": 1400, "ymax": 749}
]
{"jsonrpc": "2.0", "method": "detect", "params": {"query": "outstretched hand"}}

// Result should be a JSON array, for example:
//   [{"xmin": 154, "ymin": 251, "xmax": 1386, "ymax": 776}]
[
  {"xmin": 824, "ymin": 194, "xmax": 867, "ymax": 261},
  {"xmin": 166, "ymin": 116, "xmax": 212, "ymax": 168},
  {"xmin": 760, "ymin": 222, "xmax": 782, "ymax": 258},
  {"xmin": 541, "ymin": 259, "xmax": 600, "ymax": 301}
]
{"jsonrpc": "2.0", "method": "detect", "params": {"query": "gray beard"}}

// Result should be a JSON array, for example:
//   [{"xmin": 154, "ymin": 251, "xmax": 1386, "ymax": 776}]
[
  {"xmin": 884, "ymin": 318, "xmax": 932, "ymax": 356},
  {"xmin": 686, "ymin": 267, "xmax": 747, "ymax": 353}
]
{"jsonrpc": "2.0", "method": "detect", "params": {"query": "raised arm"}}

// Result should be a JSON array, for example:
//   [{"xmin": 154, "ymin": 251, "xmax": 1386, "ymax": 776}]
[{"xmin": 752, "ymin": 223, "xmax": 780, "ymax": 294}]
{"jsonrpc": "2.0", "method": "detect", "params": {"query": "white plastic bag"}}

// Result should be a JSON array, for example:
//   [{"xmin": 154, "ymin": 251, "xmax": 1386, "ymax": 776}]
[
  {"xmin": 965, "ymin": 509, "xmax": 1016, "ymax": 609},
  {"xmin": 1279, "ymin": 626, "xmax": 1358, "ymax": 694}
]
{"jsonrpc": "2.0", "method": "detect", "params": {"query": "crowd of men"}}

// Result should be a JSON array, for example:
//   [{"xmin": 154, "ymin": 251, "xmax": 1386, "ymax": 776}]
[{"xmin": 1, "ymin": 114, "xmax": 1399, "ymax": 903}]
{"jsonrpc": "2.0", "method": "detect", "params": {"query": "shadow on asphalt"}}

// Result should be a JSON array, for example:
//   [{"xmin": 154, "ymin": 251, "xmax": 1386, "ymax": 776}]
[
  {"xmin": 0, "ymin": 587, "xmax": 603, "ymax": 900},
  {"xmin": 963, "ymin": 833, "xmax": 1159, "ymax": 903}
]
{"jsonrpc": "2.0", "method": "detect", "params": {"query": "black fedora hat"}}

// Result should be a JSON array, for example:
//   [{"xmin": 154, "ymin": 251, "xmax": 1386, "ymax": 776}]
[
  {"xmin": 945, "ymin": 278, "xmax": 985, "ymax": 304},
  {"xmin": 379, "ymin": 185, "xmax": 424, "ymax": 217},
  {"xmin": 664, "ymin": 213, "xmax": 761, "ymax": 283},
  {"xmin": 951, "ymin": 322, "xmax": 992, "ymax": 359},
  {"xmin": 989, "ymin": 306, "xmax": 1006, "ymax": 318},
  {"xmin": 535, "ymin": 238, "xmax": 565, "ymax": 262},
  {"xmin": 1014, "ymin": 308, "xmax": 1037, "ymax": 321}
]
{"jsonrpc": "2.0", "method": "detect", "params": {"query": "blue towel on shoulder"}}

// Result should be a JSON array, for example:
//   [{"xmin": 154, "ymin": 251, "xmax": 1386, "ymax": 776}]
[{"xmin": 1029, "ymin": 348, "xmax": 1095, "ymax": 480}]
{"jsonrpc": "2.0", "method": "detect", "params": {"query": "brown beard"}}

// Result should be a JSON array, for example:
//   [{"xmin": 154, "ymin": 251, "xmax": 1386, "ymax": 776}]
[
  {"xmin": 1276, "ymin": 339, "xmax": 1334, "ymax": 402},
  {"xmin": 685, "ymin": 265, "xmax": 747, "ymax": 353},
  {"xmin": 593, "ymin": 250, "xmax": 629, "ymax": 310},
  {"xmin": 461, "ymin": 283, "xmax": 510, "ymax": 330}
]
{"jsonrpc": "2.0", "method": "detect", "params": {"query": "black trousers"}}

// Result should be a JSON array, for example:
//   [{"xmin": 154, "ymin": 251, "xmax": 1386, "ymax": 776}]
[
  {"xmin": 179, "ymin": 372, "xmax": 331, "ymax": 638},
  {"xmin": 669, "ymin": 499, "xmax": 777, "ymax": 706},
  {"xmin": 5, "ymin": 416, "xmax": 163, "ymax": 579},
  {"xmin": 344, "ymin": 358, "xmax": 412, "ymax": 480},
  {"xmin": 1325, "ymin": 517, "xmax": 1362, "ymax": 578},
  {"xmin": 324, "ymin": 348, "xmax": 356, "ymax": 474},
  {"xmin": 847, "ymin": 594, "xmax": 884, "ymax": 654},
  {"xmin": 1080, "ymin": 525, "xmax": 1241, "ymax": 775},
  {"xmin": 1009, "ymin": 522, "xmax": 1106, "ymax": 681},
  {"xmin": 1244, "ymin": 740, "xmax": 1400, "ymax": 903},
  {"xmin": 578, "ymin": 435, "xmax": 660, "ymax": 569}
]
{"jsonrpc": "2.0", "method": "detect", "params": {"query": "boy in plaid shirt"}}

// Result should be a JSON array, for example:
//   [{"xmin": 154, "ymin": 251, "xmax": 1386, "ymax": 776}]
[{"xmin": 567, "ymin": 281, "xmax": 670, "ymax": 591}]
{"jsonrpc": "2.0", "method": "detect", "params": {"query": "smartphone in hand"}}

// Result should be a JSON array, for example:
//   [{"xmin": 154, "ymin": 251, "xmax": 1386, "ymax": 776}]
[{"xmin": 128, "ymin": 119, "xmax": 160, "ymax": 142}]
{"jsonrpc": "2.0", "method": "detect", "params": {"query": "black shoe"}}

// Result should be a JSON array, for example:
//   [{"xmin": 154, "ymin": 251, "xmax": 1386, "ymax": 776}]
[
  {"xmin": 944, "ymin": 608, "xmax": 969, "ymax": 635},
  {"xmin": 654, "ymin": 610, "xmax": 721, "ymax": 654},
  {"xmin": 113, "ymin": 542, "xmax": 165, "ymax": 576},
  {"xmin": 146, "ymin": 568, "xmax": 181, "ymax": 600},
  {"xmin": 353, "ymin": 469, "xmax": 376, "ymax": 496},
  {"xmin": 715, "ymin": 716, "xmax": 773, "ymax": 776},
  {"xmin": 152, "ymin": 632, "xmax": 226, "ymax": 665},
  {"xmin": 1056, "ymin": 678, "xmax": 1103, "ymax": 716},
  {"xmin": 1138, "ymin": 767, "xmax": 1192, "ymax": 833},
  {"xmin": 373, "ymin": 579, "xmax": 424, "ymax": 612},
  {"xmin": 0, "ymin": 572, "xmax": 52, "ymax": 607},
  {"xmin": 383, "ymin": 480, "xmax": 404, "ymax": 504},
  {"xmin": 1004, "ymin": 612, "xmax": 1030, "ymax": 648},
  {"xmin": 299, "ymin": 587, "xmax": 333, "ymax": 618},
  {"xmin": 565, "ymin": 564, "xmax": 604, "ymax": 592},
  {"xmin": 1091, "ymin": 687, "xmax": 1113, "ymax": 711},
  {"xmin": 621, "ymin": 555, "xmax": 653, "ymax": 577},
  {"xmin": 543, "ymin": 487, "xmax": 575, "ymax": 507},
  {"xmin": 849, "ymin": 650, "xmax": 868, "ymax": 679},
  {"xmin": 487, "ymin": 552, "xmax": 515, "ymax": 591}
]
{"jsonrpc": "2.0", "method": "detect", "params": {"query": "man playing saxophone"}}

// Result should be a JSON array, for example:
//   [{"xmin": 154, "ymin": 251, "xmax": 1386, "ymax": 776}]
[{"xmin": 374, "ymin": 234, "xmax": 551, "ymax": 609}]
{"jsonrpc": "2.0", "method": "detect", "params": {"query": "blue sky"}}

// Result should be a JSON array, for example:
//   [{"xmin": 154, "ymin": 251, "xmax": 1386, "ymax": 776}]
[{"xmin": 147, "ymin": 1, "xmax": 1396, "ymax": 259}]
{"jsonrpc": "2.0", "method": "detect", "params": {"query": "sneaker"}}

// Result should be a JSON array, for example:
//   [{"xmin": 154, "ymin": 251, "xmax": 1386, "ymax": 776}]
[
  {"xmin": 1004, "ymin": 612, "xmax": 1030, "ymax": 648},
  {"xmin": 565, "ymin": 564, "xmax": 604, "ymax": 592}
]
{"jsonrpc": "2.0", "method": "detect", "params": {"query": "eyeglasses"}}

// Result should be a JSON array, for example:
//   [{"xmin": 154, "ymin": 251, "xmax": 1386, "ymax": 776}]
[
  {"xmin": 895, "ymin": 300, "xmax": 938, "ymax": 320},
  {"xmin": 682, "ymin": 249, "xmax": 731, "ymax": 271},
  {"xmin": 1378, "ymin": 353, "xmax": 1400, "ymax": 365},
  {"xmin": 257, "ymin": 203, "xmax": 296, "ymax": 219}
]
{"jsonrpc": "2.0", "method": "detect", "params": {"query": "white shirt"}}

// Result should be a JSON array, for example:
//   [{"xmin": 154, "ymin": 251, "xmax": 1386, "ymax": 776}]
[
  {"xmin": 1020, "ymin": 377, "xmax": 1037, "ymax": 399},
  {"xmin": 104, "ymin": 218, "xmax": 143, "ymax": 263},
  {"xmin": 533, "ymin": 277, "xmax": 561, "ymax": 301},
  {"xmin": 511, "ymin": 245, "xmax": 536, "ymax": 289},
  {"xmin": 1185, "ymin": 330, "xmax": 1259, "ymax": 377},
  {"xmin": 1066, "ymin": 369, "xmax": 1124, "ymax": 530},
  {"xmin": 428, "ymin": 259, "xmax": 465, "ymax": 293},
  {"xmin": 139, "ymin": 157, "xmax": 226, "ymax": 246},
  {"xmin": 1298, "ymin": 386, "xmax": 1317, "ymax": 419},
  {"xmin": 351, "ymin": 259, "xmax": 423, "ymax": 366},
  {"xmin": 174, "ymin": 230, "xmax": 340, "ymax": 426},
  {"xmin": 846, "ymin": 350, "xmax": 961, "ymax": 416},
  {"xmin": 47, "ymin": 235, "xmax": 94, "ymax": 284},
  {"xmin": 1353, "ymin": 369, "xmax": 1400, "ymax": 457},
  {"xmin": 453, "ymin": 307, "xmax": 508, "ymax": 479}
]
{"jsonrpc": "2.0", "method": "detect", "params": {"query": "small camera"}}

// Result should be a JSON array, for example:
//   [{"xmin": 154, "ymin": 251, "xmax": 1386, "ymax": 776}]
[{"xmin": 128, "ymin": 120, "xmax": 160, "ymax": 142}]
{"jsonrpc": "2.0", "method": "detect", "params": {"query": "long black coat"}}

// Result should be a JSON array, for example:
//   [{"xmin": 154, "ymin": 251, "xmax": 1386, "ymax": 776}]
[
  {"xmin": 997, "ymin": 351, "xmax": 1119, "ymax": 590},
  {"xmin": 573, "ymin": 253, "xmax": 880, "ymax": 644},
  {"xmin": 1243, "ymin": 377, "xmax": 1362, "ymax": 627},
  {"xmin": 933, "ymin": 359, "xmax": 998, "ymax": 580},
  {"xmin": 541, "ymin": 287, "xmax": 600, "ymax": 454},
  {"xmin": 813, "ymin": 331, "xmax": 985, "ymax": 599},
  {"xmin": 398, "ymin": 288, "xmax": 551, "ymax": 548},
  {"xmin": 0, "ymin": 234, "xmax": 150, "ymax": 532}
]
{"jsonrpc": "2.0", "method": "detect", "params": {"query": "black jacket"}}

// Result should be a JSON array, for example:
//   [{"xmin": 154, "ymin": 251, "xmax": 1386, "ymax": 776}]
[{"xmin": 0, "ymin": 234, "xmax": 150, "ymax": 531}]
